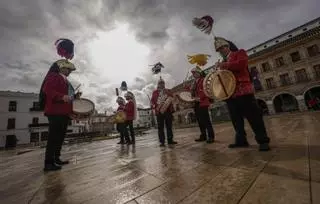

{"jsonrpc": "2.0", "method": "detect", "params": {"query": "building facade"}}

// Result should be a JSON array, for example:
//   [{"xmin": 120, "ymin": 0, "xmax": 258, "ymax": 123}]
[
  {"xmin": 133, "ymin": 108, "xmax": 156, "ymax": 128},
  {"xmin": 170, "ymin": 17, "xmax": 320, "ymax": 125},
  {"xmin": 247, "ymin": 17, "xmax": 320, "ymax": 114},
  {"xmin": 0, "ymin": 91, "xmax": 86, "ymax": 148}
]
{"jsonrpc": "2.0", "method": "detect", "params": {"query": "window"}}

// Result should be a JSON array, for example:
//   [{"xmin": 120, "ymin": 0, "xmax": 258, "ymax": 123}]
[
  {"xmin": 32, "ymin": 117, "xmax": 39, "ymax": 124},
  {"xmin": 279, "ymin": 73, "xmax": 291, "ymax": 86},
  {"xmin": 8, "ymin": 101, "xmax": 17, "ymax": 112},
  {"xmin": 41, "ymin": 132, "xmax": 49, "ymax": 141},
  {"xmin": 275, "ymin": 57, "xmax": 285, "ymax": 67},
  {"xmin": 7, "ymin": 118, "xmax": 15, "ymax": 129},
  {"xmin": 33, "ymin": 102, "xmax": 40, "ymax": 109},
  {"xmin": 314, "ymin": 64, "xmax": 320, "ymax": 78},
  {"xmin": 30, "ymin": 133, "xmax": 39, "ymax": 143},
  {"xmin": 290, "ymin": 51, "xmax": 301, "ymax": 62},
  {"xmin": 261, "ymin": 62, "xmax": 272, "ymax": 72},
  {"xmin": 265, "ymin": 78, "xmax": 275, "ymax": 89},
  {"xmin": 307, "ymin": 44, "xmax": 319, "ymax": 57},
  {"xmin": 295, "ymin": 69, "xmax": 309, "ymax": 82}
]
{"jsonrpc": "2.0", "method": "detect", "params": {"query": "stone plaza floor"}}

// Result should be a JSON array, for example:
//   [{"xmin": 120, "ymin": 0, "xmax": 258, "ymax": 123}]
[{"xmin": 1, "ymin": 111, "xmax": 320, "ymax": 204}]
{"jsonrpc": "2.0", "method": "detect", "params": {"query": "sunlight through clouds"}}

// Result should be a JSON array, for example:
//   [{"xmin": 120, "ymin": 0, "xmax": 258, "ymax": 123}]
[{"xmin": 87, "ymin": 22, "xmax": 151, "ymax": 84}]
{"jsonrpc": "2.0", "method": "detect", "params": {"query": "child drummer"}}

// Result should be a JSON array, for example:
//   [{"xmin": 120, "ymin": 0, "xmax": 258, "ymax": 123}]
[{"xmin": 116, "ymin": 97, "xmax": 130, "ymax": 144}]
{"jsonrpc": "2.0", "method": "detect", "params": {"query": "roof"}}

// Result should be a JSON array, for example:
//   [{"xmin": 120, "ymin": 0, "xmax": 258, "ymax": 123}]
[
  {"xmin": 0, "ymin": 90, "xmax": 38, "ymax": 98},
  {"xmin": 247, "ymin": 17, "xmax": 320, "ymax": 57}
]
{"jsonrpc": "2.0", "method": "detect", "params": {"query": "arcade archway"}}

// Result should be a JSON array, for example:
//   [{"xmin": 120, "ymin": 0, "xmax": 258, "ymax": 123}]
[
  {"xmin": 304, "ymin": 86, "xmax": 320, "ymax": 110},
  {"xmin": 257, "ymin": 99, "xmax": 269, "ymax": 115},
  {"xmin": 273, "ymin": 93, "xmax": 299, "ymax": 113}
]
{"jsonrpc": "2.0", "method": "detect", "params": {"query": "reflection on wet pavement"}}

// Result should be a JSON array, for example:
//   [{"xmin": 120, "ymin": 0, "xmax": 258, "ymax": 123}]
[{"xmin": 0, "ymin": 112, "xmax": 319, "ymax": 204}]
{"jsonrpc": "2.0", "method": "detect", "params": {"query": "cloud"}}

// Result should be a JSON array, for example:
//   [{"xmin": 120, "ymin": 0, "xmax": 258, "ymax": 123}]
[{"xmin": 0, "ymin": 0, "xmax": 319, "ymax": 112}]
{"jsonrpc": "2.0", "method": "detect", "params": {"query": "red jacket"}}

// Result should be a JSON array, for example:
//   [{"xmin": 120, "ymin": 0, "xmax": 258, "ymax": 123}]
[
  {"xmin": 224, "ymin": 49, "xmax": 254, "ymax": 98},
  {"xmin": 125, "ymin": 100, "xmax": 135, "ymax": 120},
  {"xmin": 151, "ymin": 89, "xmax": 174, "ymax": 115},
  {"xmin": 43, "ymin": 72, "xmax": 72, "ymax": 116},
  {"xmin": 194, "ymin": 78, "xmax": 211, "ymax": 107}
]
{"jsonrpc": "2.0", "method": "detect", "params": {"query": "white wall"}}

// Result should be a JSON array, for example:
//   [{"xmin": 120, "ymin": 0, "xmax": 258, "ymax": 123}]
[
  {"xmin": 0, "ymin": 93, "xmax": 47, "ymax": 147},
  {"xmin": 0, "ymin": 92, "xmax": 87, "ymax": 148}
]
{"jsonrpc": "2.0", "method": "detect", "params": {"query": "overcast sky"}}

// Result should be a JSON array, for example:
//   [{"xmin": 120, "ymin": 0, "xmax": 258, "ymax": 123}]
[{"xmin": 0, "ymin": 0, "xmax": 319, "ymax": 112}]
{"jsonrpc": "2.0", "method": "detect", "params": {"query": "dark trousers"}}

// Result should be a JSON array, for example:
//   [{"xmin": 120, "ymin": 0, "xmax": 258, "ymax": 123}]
[
  {"xmin": 226, "ymin": 94, "xmax": 270, "ymax": 145},
  {"xmin": 117, "ymin": 123, "xmax": 130, "ymax": 143},
  {"xmin": 45, "ymin": 115, "xmax": 69, "ymax": 164},
  {"xmin": 156, "ymin": 112, "xmax": 173, "ymax": 144},
  {"xmin": 194, "ymin": 104, "xmax": 215, "ymax": 140},
  {"xmin": 126, "ymin": 120, "xmax": 135, "ymax": 142}
]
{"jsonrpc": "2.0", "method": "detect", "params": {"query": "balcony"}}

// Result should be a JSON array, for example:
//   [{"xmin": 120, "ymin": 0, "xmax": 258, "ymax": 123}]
[
  {"xmin": 29, "ymin": 107, "xmax": 43, "ymax": 112},
  {"xmin": 28, "ymin": 123, "xmax": 49, "ymax": 128}
]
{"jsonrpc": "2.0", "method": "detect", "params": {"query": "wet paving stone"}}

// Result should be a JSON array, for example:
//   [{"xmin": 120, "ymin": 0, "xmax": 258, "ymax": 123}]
[{"xmin": 0, "ymin": 111, "xmax": 319, "ymax": 204}]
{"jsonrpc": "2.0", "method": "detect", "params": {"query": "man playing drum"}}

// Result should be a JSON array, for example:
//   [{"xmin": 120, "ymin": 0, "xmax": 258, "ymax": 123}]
[
  {"xmin": 214, "ymin": 37, "xmax": 270, "ymax": 151},
  {"xmin": 42, "ymin": 59, "xmax": 81, "ymax": 171},
  {"xmin": 151, "ymin": 78, "xmax": 178, "ymax": 147},
  {"xmin": 190, "ymin": 66, "xmax": 215, "ymax": 143}
]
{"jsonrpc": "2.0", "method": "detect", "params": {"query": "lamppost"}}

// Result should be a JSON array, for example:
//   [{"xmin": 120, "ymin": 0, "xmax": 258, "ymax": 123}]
[{"xmin": 146, "ymin": 94, "xmax": 156, "ymax": 127}]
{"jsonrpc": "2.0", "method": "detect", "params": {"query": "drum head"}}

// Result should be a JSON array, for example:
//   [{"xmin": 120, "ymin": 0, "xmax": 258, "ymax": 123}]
[
  {"xmin": 179, "ymin": 91, "xmax": 195, "ymax": 103},
  {"xmin": 73, "ymin": 98, "xmax": 95, "ymax": 115},
  {"xmin": 203, "ymin": 70, "xmax": 236, "ymax": 100}
]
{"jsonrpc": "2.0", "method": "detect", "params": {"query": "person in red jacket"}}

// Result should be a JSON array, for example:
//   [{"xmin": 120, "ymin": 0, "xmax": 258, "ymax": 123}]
[
  {"xmin": 42, "ymin": 59, "xmax": 80, "ymax": 171},
  {"xmin": 124, "ymin": 91, "xmax": 136, "ymax": 144},
  {"xmin": 214, "ymin": 37, "xmax": 270, "ymax": 151},
  {"xmin": 190, "ymin": 66, "xmax": 215, "ymax": 143},
  {"xmin": 116, "ymin": 96, "xmax": 130, "ymax": 144},
  {"xmin": 151, "ymin": 78, "xmax": 177, "ymax": 147}
]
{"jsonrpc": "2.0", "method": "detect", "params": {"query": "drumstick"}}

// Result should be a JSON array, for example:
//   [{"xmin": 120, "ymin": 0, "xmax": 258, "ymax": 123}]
[
  {"xmin": 115, "ymin": 88, "xmax": 119, "ymax": 96},
  {"xmin": 74, "ymin": 84, "xmax": 81, "ymax": 92}
]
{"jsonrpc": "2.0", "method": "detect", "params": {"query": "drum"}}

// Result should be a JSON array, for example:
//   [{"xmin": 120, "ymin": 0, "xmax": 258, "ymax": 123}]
[
  {"xmin": 203, "ymin": 70, "xmax": 236, "ymax": 101},
  {"xmin": 158, "ymin": 96, "xmax": 174, "ymax": 114},
  {"xmin": 72, "ymin": 98, "xmax": 95, "ymax": 119},
  {"xmin": 177, "ymin": 91, "xmax": 195, "ymax": 107},
  {"xmin": 108, "ymin": 111, "xmax": 126, "ymax": 124}
]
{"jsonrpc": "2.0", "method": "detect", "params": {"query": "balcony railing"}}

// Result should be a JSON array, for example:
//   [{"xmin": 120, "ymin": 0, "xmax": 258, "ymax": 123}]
[
  {"xmin": 28, "ymin": 123, "xmax": 49, "ymax": 128},
  {"xmin": 254, "ymin": 72, "xmax": 319, "ymax": 92},
  {"xmin": 29, "ymin": 107, "xmax": 43, "ymax": 112}
]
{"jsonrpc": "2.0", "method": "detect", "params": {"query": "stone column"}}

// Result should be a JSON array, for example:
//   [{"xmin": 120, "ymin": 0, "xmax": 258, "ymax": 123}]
[
  {"xmin": 296, "ymin": 95, "xmax": 308, "ymax": 111},
  {"xmin": 266, "ymin": 100, "xmax": 275, "ymax": 115}
]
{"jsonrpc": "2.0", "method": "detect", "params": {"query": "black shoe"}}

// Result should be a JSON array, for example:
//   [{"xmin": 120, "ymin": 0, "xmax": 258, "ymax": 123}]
[
  {"xmin": 160, "ymin": 143, "xmax": 165, "ymax": 147},
  {"xmin": 127, "ymin": 141, "xmax": 133, "ymax": 145},
  {"xmin": 55, "ymin": 159, "xmax": 69, "ymax": 165},
  {"xmin": 206, "ymin": 139, "xmax": 214, "ymax": 144},
  {"xmin": 259, "ymin": 143, "xmax": 270, "ymax": 151},
  {"xmin": 228, "ymin": 143, "xmax": 249, "ymax": 148},
  {"xmin": 195, "ymin": 138, "xmax": 206, "ymax": 142},
  {"xmin": 168, "ymin": 141, "xmax": 177, "ymax": 145},
  {"xmin": 44, "ymin": 163, "xmax": 62, "ymax": 171},
  {"xmin": 117, "ymin": 141, "xmax": 124, "ymax": 144}
]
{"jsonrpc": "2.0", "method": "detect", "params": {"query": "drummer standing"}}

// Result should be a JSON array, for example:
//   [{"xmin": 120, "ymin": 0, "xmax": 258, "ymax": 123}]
[
  {"xmin": 116, "ymin": 97, "xmax": 130, "ymax": 144},
  {"xmin": 191, "ymin": 66, "xmax": 215, "ymax": 143},
  {"xmin": 124, "ymin": 92, "xmax": 136, "ymax": 144},
  {"xmin": 213, "ymin": 37, "xmax": 270, "ymax": 151},
  {"xmin": 42, "ymin": 59, "xmax": 80, "ymax": 171},
  {"xmin": 151, "ymin": 78, "xmax": 178, "ymax": 147}
]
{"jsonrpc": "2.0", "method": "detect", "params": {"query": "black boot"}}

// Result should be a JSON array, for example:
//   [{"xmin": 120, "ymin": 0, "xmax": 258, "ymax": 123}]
[
  {"xmin": 168, "ymin": 141, "xmax": 177, "ymax": 145},
  {"xmin": 259, "ymin": 143, "xmax": 270, "ymax": 151},
  {"xmin": 228, "ymin": 142, "xmax": 249, "ymax": 148},
  {"xmin": 195, "ymin": 134, "xmax": 206, "ymax": 142},
  {"xmin": 55, "ymin": 158, "xmax": 69, "ymax": 165},
  {"xmin": 44, "ymin": 163, "xmax": 62, "ymax": 171}
]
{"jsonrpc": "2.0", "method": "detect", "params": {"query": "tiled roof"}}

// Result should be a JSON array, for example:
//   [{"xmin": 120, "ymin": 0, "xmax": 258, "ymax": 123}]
[
  {"xmin": 248, "ymin": 26, "xmax": 320, "ymax": 59},
  {"xmin": 0, "ymin": 90, "xmax": 38, "ymax": 98}
]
